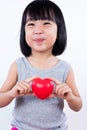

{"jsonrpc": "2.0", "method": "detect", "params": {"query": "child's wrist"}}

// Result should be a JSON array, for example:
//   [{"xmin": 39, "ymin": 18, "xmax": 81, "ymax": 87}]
[
  {"xmin": 7, "ymin": 91, "xmax": 16, "ymax": 99},
  {"xmin": 66, "ymin": 94, "xmax": 76, "ymax": 103}
]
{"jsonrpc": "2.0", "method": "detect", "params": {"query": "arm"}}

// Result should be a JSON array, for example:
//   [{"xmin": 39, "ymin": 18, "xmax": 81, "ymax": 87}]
[
  {"xmin": 52, "ymin": 67, "xmax": 82, "ymax": 112},
  {"xmin": 0, "ymin": 61, "xmax": 36, "ymax": 108},
  {"xmin": 0, "ymin": 61, "xmax": 18, "ymax": 107},
  {"xmin": 65, "ymin": 68, "xmax": 82, "ymax": 111}
]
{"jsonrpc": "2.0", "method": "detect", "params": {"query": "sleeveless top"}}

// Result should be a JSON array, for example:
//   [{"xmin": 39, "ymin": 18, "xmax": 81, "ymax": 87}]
[{"xmin": 11, "ymin": 57, "xmax": 71, "ymax": 130}]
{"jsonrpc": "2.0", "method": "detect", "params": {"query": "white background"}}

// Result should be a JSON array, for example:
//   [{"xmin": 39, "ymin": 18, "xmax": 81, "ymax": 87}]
[{"xmin": 0, "ymin": 0, "xmax": 87, "ymax": 130}]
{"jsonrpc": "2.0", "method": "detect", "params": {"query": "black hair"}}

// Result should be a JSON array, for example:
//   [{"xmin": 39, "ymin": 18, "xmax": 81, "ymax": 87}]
[{"xmin": 20, "ymin": 0, "xmax": 67, "ymax": 56}]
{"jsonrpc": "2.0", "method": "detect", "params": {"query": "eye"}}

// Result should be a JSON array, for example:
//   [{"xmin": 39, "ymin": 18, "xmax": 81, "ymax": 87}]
[
  {"xmin": 27, "ymin": 23, "xmax": 35, "ymax": 26},
  {"xmin": 44, "ymin": 22, "xmax": 51, "ymax": 25},
  {"xmin": 26, "ymin": 21, "xmax": 35, "ymax": 27}
]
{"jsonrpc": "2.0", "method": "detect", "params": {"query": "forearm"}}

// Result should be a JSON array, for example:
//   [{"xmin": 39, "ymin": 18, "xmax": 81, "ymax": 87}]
[
  {"xmin": 0, "ymin": 91, "xmax": 14, "ymax": 108},
  {"xmin": 67, "ymin": 95, "xmax": 82, "ymax": 112}
]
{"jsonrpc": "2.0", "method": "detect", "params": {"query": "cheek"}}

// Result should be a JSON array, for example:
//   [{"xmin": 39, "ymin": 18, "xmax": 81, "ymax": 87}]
[
  {"xmin": 54, "ymin": 28, "xmax": 57, "ymax": 40},
  {"xmin": 25, "ymin": 27, "xmax": 31, "ymax": 43},
  {"xmin": 25, "ymin": 34, "xmax": 28, "ymax": 43},
  {"xmin": 49, "ymin": 31, "xmax": 57, "ymax": 44},
  {"xmin": 25, "ymin": 32, "xmax": 31, "ymax": 45},
  {"xmin": 50, "ymin": 27, "xmax": 57, "ymax": 41}
]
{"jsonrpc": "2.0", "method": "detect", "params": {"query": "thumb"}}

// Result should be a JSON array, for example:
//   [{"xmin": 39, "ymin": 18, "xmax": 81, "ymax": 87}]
[
  {"xmin": 49, "ymin": 77, "xmax": 61, "ymax": 85},
  {"xmin": 25, "ymin": 76, "xmax": 39, "ymax": 83}
]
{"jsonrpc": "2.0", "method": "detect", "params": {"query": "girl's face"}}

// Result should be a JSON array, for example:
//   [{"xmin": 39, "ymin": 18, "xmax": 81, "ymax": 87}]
[{"xmin": 25, "ymin": 20, "xmax": 57, "ymax": 53}]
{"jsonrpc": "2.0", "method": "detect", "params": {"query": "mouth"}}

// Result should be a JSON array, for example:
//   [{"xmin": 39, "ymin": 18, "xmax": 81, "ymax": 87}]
[{"xmin": 34, "ymin": 38, "xmax": 45, "ymax": 43}]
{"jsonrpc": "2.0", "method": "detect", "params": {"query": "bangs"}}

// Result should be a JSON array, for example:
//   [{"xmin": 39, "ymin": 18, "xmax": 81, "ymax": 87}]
[
  {"xmin": 20, "ymin": 0, "xmax": 67, "ymax": 56},
  {"xmin": 25, "ymin": 0, "xmax": 56, "ymax": 22}
]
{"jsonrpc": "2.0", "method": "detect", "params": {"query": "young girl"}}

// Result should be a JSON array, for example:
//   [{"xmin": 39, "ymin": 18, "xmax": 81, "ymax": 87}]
[{"xmin": 0, "ymin": 0, "xmax": 82, "ymax": 130}]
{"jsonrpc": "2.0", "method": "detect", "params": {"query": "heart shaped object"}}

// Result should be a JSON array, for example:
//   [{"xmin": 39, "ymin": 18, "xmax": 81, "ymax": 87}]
[{"xmin": 32, "ymin": 78, "xmax": 54, "ymax": 100}]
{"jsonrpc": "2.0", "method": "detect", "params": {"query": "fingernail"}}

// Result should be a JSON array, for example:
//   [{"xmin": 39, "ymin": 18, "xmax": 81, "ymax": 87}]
[
  {"xmin": 51, "ymin": 81, "xmax": 56, "ymax": 93},
  {"xmin": 28, "ymin": 81, "xmax": 32, "ymax": 92}
]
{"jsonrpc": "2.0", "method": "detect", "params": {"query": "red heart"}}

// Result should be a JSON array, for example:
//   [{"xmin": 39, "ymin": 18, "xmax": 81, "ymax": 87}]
[{"xmin": 32, "ymin": 78, "xmax": 54, "ymax": 100}]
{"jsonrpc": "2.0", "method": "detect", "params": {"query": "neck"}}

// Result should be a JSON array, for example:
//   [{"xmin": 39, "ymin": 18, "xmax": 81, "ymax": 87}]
[
  {"xmin": 29, "ymin": 51, "xmax": 54, "ymax": 61},
  {"xmin": 27, "ymin": 51, "xmax": 58, "ymax": 70}
]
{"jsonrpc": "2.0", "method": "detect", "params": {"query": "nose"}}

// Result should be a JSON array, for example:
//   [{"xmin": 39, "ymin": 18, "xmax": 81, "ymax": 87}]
[{"xmin": 34, "ymin": 25, "xmax": 44, "ymax": 34}]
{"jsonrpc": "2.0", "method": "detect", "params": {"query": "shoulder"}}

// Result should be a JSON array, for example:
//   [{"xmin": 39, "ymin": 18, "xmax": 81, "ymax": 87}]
[
  {"xmin": 58, "ymin": 59, "xmax": 72, "ymax": 82},
  {"xmin": 15, "ymin": 56, "xmax": 27, "ymax": 66},
  {"xmin": 62, "ymin": 60, "xmax": 76, "ymax": 85},
  {"xmin": 0, "ymin": 60, "xmax": 18, "ymax": 92},
  {"xmin": 6, "ymin": 57, "xmax": 25, "ymax": 81},
  {"xmin": 16, "ymin": 56, "xmax": 25, "ymax": 63},
  {"xmin": 59, "ymin": 59, "xmax": 71, "ymax": 73},
  {"xmin": 59, "ymin": 59, "xmax": 71, "ymax": 68}
]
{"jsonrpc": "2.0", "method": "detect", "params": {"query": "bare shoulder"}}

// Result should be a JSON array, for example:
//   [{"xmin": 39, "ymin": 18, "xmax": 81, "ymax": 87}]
[
  {"xmin": 0, "ymin": 61, "xmax": 18, "ymax": 92},
  {"xmin": 66, "ymin": 67, "xmax": 75, "ymax": 84},
  {"xmin": 66, "ymin": 67, "xmax": 80, "ymax": 96}
]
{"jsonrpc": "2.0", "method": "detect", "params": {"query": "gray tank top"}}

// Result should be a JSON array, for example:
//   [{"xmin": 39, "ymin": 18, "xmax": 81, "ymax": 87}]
[{"xmin": 11, "ymin": 57, "xmax": 71, "ymax": 130}]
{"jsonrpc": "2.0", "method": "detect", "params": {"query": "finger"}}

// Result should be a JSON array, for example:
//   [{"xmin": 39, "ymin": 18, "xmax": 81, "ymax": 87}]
[
  {"xmin": 56, "ymin": 83, "xmax": 66, "ymax": 96},
  {"xmin": 24, "ymin": 80, "xmax": 33, "ymax": 93},
  {"xmin": 25, "ymin": 76, "xmax": 39, "ymax": 84},
  {"xmin": 21, "ymin": 80, "xmax": 33, "ymax": 93},
  {"xmin": 17, "ymin": 81, "xmax": 29, "ymax": 94},
  {"xmin": 56, "ymin": 84, "xmax": 71, "ymax": 98},
  {"xmin": 49, "ymin": 77, "xmax": 61, "ymax": 85},
  {"xmin": 55, "ymin": 83, "xmax": 63, "ymax": 94},
  {"xmin": 25, "ymin": 77, "xmax": 40, "ymax": 93},
  {"xmin": 62, "ymin": 87, "xmax": 72, "ymax": 97},
  {"xmin": 50, "ymin": 78, "xmax": 61, "ymax": 94}
]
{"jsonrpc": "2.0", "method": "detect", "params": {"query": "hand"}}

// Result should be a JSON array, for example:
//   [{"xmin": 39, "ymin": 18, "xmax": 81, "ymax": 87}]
[
  {"xmin": 8, "ymin": 77, "xmax": 37, "ymax": 98},
  {"xmin": 50, "ymin": 78, "xmax": 74, "ymax": 101}
]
